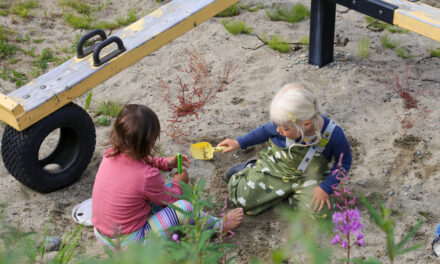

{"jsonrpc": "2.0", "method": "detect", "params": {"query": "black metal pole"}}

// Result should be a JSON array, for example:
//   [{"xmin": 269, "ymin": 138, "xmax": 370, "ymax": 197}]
[{"xmin": 308, "ymin": 0, "xmax": 336, "ymax": 67}]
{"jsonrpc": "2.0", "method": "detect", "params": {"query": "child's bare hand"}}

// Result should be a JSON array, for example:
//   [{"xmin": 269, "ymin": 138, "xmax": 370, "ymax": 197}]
[
  {"xmin": 311, "ymin": 186, "xmax": 331, "ymax": 212},
  {"xmin": 168, "ymin": 154, "xmax": 191, "ymax": 169},
  {"xmin": 218, "ymin": 139, "xmax": 240, "ymax": 153},
  {"xmin": 174, "ymin": 169, "xmax": 189, "ymax": 183}
]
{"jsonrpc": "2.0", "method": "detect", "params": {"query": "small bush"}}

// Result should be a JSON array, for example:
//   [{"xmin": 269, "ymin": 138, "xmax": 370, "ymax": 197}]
[
  {"xmin": 428, "ymin": 47, "xmax": 440, "ymax": 57},
  {"xmin": 381, "ymin": 34, "xmax": 397, "ymax": 49},
  {"xmin": 96, "ymin": 100, "xmax": 123, "ymax": 117},
  {"xmin": 215, "ymin": 3, "xmax": 239, "ymax": 17},
  {"xmin": 261, "ymin": 33, "xmax": 291, "ymax": 53},
  {"xmin": 357, "ymin": 38, "xmax": 370, "ymax": 59},
  {"xmin": 221, "ymin": 20, "xmax": 252, "ymax": 35},
  {"xmin": 266, "ymin": 4, "xmax": 310, "ymax": 23}
]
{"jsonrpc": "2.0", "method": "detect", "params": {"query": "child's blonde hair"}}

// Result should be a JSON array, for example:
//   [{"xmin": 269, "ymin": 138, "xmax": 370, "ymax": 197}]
[{"xmin": 270, "ymin": 83, "xmax": 322, "ymax": 145}]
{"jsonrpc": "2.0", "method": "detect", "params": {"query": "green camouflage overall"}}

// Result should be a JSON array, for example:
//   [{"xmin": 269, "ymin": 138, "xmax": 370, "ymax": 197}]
[{"xmin": 228, "ymin": 121, "xmax": 336, "ymax": 217}]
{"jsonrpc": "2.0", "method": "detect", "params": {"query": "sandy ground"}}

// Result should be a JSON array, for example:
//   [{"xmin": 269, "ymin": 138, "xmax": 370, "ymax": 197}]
[{"xmin": 1, "ymin": 0, "xmax": 440, "ymax": 263}]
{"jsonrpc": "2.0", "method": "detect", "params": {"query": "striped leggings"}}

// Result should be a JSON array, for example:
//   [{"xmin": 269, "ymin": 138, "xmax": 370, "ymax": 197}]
[{"xmin": 94, "ymin": 200, "xmax": 222, "ymax": 248}]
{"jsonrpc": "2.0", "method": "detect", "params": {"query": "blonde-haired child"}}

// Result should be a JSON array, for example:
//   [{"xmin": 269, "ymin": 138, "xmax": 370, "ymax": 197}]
[{"xmin": 219, "ymin": 84, "xmax": 352, "ymax": 216}]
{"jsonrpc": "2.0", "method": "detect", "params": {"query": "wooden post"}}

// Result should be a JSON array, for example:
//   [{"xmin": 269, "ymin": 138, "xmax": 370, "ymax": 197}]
[{"xmin": 308, "ymin": 0, "xmax": 336, "ymax": 67}]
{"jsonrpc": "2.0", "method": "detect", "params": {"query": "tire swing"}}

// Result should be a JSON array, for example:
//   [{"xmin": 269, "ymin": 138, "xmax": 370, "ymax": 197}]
[{"xmin": 1, "ymin": 103, "xmax": 96, "ymax": 193}]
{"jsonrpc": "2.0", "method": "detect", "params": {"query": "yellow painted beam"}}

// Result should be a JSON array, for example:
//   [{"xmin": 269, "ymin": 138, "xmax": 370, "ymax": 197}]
[
  {"xmin": 1, "ymin": 0, "xmax": 239, "ymax": 131},
  {"xmin": 385, "ymin": 0, "xmax": 440, "ymax": 42}
]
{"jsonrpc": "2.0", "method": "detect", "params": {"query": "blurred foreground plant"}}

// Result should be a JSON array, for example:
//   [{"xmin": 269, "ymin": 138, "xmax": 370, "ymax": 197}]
[{"xmin": 356, "ymin": 194, "xmax": 423, "ymax": 264}]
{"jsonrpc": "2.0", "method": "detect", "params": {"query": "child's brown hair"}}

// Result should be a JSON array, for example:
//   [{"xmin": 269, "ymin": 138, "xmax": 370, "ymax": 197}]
[{"xmin": 106, "ymin": 104, "xmax": 160, "ymax": 163}]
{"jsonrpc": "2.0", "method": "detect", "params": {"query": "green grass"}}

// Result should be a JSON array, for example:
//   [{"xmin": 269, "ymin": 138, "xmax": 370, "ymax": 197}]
[
  {"xmin": 96, "ymin": 100, "xmax": 123, "ymax": 117},
  {"xmin": 11, "ymin": 0, "xmax": 39, "ymax": 18},
  {"xmin": 261, "ymin": 33, "xmax": 291, "ymax": 53},
  {"xmin": 266, "ymin": 4, "xmax": 310, "ymax": 23},
  {"xmin": 357, "ymin": 38, "xmax": 370, "ymax": 59},
  {"xmin": 429, "ymin": 47, "xmax": 440, "ymax": 57},
  {"xmin": 0, "ymin": 39, "xmax": 18, "ymax": 58},
  {"xmin": 1, "ymin": 66, "xmax": 28, "ymax": 87},
  {"xmin": 381, "ymin": 34, "xmax": 398, "ymax": 49},
  {"xmin": 32, "ymin": 48, "xmax": 56, "ymax": 70},
  {"xmin": 64, "ymin": 9, "xmax": 137, "ymax": 29},
  {"xmin": 299, "ymin": 36, "xmax": 309, "ymax": 50},
  {"xmin": 221, "ymin": 19, "xmax": 252, "ymax": 35},
  {"xmin": 395, "ymin": 46, "xmax": 408, "ymax": 58},
  {"xmin": 364, "ymin": 16, "xmax": 409, "ymax": 33},
  {"xmin": 64, "ymin": 12, "xmax": 93, "ymax": 29},
  {"xmin": 215, "ymin": 3, "xmax": 239, "ymax": 17},
  {"xmin": 239, "ymin": 3, "xmax": 264, "ymax": 12}
]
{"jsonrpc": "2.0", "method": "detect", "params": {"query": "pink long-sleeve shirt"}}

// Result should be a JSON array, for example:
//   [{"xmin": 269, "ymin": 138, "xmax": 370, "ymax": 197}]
[{"xmin": 91, "ymin": 149, "xmax": 182, "ymax": 237}]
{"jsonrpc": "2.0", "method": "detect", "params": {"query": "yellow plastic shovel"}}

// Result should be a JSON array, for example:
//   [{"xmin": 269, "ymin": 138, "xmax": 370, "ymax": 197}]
[{"xmin": 190, "ymin": 142, "xmax": 227, "ymax": 160}]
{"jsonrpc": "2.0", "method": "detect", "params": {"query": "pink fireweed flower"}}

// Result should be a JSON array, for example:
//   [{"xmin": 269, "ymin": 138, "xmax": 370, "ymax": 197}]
[
  {"xmin": 172, "ymin": 234, "xmax": 179, "ymax": 244},
  {"xmin": 332, "ymin": 208, "xmax": 364, "ymax": 248}
]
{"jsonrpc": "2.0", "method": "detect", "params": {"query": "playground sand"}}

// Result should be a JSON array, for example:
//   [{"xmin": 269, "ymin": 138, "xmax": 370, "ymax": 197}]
[{"xmin": 1, "ymin": 0, "xmax": 440, "ymax": 262}]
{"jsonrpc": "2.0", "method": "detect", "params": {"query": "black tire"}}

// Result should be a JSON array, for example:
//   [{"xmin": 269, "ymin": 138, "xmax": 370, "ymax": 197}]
[{"xmin": 1, "ymin": 103, "xmax": 96, "ymax": 193}]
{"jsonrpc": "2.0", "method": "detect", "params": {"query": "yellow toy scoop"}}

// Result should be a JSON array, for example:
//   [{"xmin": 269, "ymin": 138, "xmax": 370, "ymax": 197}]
[{"xmin": 190, "ymin": 142, "xmax": 227, "ymax": 160}]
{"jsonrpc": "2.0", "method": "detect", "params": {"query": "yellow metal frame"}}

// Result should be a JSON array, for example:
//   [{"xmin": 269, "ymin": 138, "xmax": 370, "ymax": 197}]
[{"xmin": 0, "ymin": 0, "xmax": 239, "ymax": 131}]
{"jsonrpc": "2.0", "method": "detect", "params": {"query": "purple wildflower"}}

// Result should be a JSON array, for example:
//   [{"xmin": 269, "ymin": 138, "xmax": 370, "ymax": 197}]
[{"xmin": 331, "ymin": 234, "xmax": 341, "ymax": 244}]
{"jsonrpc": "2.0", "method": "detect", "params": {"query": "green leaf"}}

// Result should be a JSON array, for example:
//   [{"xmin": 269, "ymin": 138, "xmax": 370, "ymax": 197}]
[
  {"xmin": 396, "ymin": 218, "xmax": 422, "ymax": 250},
  {"xmin": 359, "ymin": 193, "xmax": 385, "ymax": 228},
  {"xmin": 84, "ymin": 91, "xmax": 92, "ymax": 110},
  {"xmin": 349, "ymin": 257, "xmax": 383, "ymax": 264},
  {"xmin": 396, "ymin": 243, "xmax": 423, "ymax": 256}
]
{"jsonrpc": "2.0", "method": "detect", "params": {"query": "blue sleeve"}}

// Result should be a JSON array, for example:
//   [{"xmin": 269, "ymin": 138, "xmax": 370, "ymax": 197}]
[
  {"xmin": 319, "ymin": 127, "xmax": 352, "ymax": 194},
  {"xmin": 236, "ymin": 122, "xmax": 278, "ymax": 149}
]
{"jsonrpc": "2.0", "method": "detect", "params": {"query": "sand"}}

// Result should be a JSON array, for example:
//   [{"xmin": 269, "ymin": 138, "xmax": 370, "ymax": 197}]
[{"xmin": 1, "ymin": 0, "xmax": 440, "ymax": 262}]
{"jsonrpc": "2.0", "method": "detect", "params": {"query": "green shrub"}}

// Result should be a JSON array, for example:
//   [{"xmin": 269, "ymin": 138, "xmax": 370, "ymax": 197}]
[
  {"xmin": 381, "ymin": 34, "xmax": 397, "ymax": 49},
  {"xmin": 357, "ymin": 38, "xmax": 370, "ymax": 59},
  {"xmin": 0, "ymin": 39, "xmax": 18, "ymax": 58},
  {"xmin": 266, "ymin": 4, "xmax": 310, "ymax": 23},
  {"xmin": 261, "ymin": 33, "xmax": 291, "ymax": 53},
  {"xmin": 215, "ymin": 3, "xmax": 239, "ymax": 17},
  {"xmin": 221, "ymin": 19, "xmax": 252, "ymax": 35}
]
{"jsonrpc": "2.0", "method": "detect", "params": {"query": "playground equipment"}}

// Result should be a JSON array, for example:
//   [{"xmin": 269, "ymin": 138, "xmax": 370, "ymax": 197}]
[
  {"xmin": 309, "ymin": 0, "xmax": 440, "ymax": 66},
  {"xmin": 0, "ymin": 0, "xmax": 439, "ymax": 192},
  {"xmin": 0, "ymin": 0, "xmax": 239, "ymax": 192}
]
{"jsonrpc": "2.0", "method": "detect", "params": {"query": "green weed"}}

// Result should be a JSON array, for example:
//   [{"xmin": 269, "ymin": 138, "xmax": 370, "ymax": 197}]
[
  {"xmin": 64, "ymin": 12, "xmax": 93, "ymax": 29},
  {"xmin": 15, "ymin": 34, "xmax": 30, "ymax": 43},
  {"xmin": 429, "ymin": 47, "xmax": 440, "ymax": 57},
  {"xmin": 32, "ymin": 38, "xmax": 44, "ymax": 43},
  {"xmin": 365, "ymin": 16, "xmax": 408, "ymax": 33},
  {"xmin": 261, "ymin": 33, "xmax": 291, "ymax": 53},
  {"xmin": 381, "ymin": 34, "xmax": 398, "ymax": 49},
  {"xmin": 299, "ymin": 36, "xmax": 309, "ymax": 50},
  {"xmin": 0, "ymin": 40, "xmax": 18, "ymax": 58},
  {"xmin": 116, "ymin": 9, "xmax": 137, "ymax": 26},
  {"xmin": 239, "ymin": 3, "xmax": 264, "ymax": 12},
  {"xmin": 395, "ymin": 46, "xmax": 408, "ymax": 58},
  {"xmin": 59, "ymin": 0, "xmax": 92, "ymax": 14},
  {"xmin": 357, "ymin": 38, "xmax": 370, "ymax": 59},
  {"xmin": 96, "ymin": 100, "xmax": 123, "ymax": 117},
  {"xmin": 32, "ymin": 49, "xmax": 56, "ymax": 70},
  {"xmin": 18, "ymin": 47, "xmax": 37, "ymax": 57},
  {"xmin": 262, "ymin": 33, "xmax": 291, "ymax": 53},
  {"xmin": 0, "ymin": 9, "xmax": 8, "ymax": 16},
  {"xmin": 215, "ymin": 3, "xmax": 239, "ymax": 17},
  {"xmin": 266, "ymin": 4, "xmax": 310, "ymax": 23},
  {"xmin": 221, "ymin": 19, "xmax": 252, "ymax": 35},
  {"xmin": 11, "ymin": 0, "xmax": 39, "ymax": 18}
]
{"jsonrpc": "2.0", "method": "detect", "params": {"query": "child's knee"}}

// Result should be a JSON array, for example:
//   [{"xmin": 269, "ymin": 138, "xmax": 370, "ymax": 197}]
[{"xmin": 173, "ymin": 200, "xmax": 194, "ymax": 212}]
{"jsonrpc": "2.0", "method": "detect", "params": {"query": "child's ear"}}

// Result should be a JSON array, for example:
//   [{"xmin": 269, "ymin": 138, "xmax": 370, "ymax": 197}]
[{"xmin": 303, "ymin": 120, "xmax": 313, "ymax": 130}]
